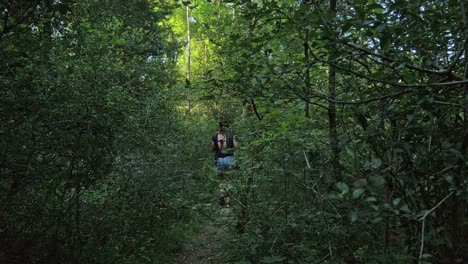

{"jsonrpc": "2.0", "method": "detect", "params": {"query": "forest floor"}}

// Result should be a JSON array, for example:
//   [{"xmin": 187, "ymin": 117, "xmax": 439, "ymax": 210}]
[{"xmin": 171, "ymin": 207, "xmax": 232, "ymax": 264}]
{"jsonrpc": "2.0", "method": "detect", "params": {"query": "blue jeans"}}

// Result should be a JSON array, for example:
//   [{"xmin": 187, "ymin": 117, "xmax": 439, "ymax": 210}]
[{"xmin": 215, "ymin": 156, "xmax": 235, "ymax": 174}]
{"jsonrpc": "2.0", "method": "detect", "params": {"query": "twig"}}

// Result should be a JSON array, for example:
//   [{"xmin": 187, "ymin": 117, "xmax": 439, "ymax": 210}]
[
  {"xmin": 315, "ymin": 253, "xmax": 331, "ymax": 264},
  {"xmin": 270, "ymin": 225, "xmax": 287, "ymax": 252},
  {"xmin": 227, "ymin": 192, "xmax": 247, "ymax": 209},
  {"xmin": 308, "ymin": 48, "xmax": 468, "ymax": 88},
  {"xmin": 418, "ymin": 191, "xmax": 454, "ymax": 263},
  {"xmin": 303, "ymin": 150, "xmax": 311, "ymax": 169},
  {"xmin": 433, "ymin": 100, "xmax": 466, "ymax": 109},
  {"xmin": 250, "ymin": 98, "xmax": 263, "ymax": 121},
  {"xmin": 343, "ymin": 42, "xmax": 461, "ymax": 79}
]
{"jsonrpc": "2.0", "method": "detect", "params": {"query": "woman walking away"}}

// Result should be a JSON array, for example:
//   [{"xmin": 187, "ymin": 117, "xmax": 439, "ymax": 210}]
[
  {"xmin": 210, "ymin": 117, "xmax": 239, "ymax": 176},
  {"xmin": 210, "ymin": 117, "xmax": 239, "ymax": 207}
]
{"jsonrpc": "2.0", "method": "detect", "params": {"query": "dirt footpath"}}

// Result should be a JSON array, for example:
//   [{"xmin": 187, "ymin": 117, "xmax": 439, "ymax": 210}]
[{"xmin": 171, "ymin": 208, "xmax": 230, "ymax": 264}]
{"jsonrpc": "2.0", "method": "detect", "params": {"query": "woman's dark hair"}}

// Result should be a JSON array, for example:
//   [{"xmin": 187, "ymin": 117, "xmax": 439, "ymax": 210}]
[{"xmin": 219, "ymin": 117, "xmax": 229, "ymax": 129}]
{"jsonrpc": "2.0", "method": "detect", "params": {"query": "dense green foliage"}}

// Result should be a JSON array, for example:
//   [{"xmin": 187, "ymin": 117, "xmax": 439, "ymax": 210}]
[
  {"xmin": 180, "ymin": 0, "xmax": 468, "ymax": 263},
  {"xmin": 0, "ymin": 1, "xmax": 216, "ymax": 263},
  {"xmin": 1, "ymin": 0, "xmax": 467, "ymax": 264}
]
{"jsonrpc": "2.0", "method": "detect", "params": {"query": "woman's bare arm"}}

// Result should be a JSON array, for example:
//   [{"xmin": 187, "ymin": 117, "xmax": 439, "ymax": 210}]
[
  {"xmin": 210, "ymin": 140, "xmax": 216, "ymax": 151},
  {"xmin": 233, "ymin": 136, "xmax": 239, "ymax": 148}
]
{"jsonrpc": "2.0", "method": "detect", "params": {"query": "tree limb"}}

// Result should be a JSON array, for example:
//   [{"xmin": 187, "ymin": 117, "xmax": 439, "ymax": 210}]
[
  {"xmin": 250, "ymin": 98, "xmax": 263, "ymax": 120},
  {"xmin": 418, "ymin": 191, "xmax": 454, "ymax": 262}
]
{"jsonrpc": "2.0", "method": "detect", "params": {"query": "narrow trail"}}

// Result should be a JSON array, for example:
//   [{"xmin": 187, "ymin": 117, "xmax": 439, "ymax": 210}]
[{"xmin": 171, "ymin": 208, "xmax": 232, "ymax": 264}]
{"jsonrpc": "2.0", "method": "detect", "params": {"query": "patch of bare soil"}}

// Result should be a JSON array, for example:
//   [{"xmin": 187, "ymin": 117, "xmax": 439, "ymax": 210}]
[{"xmin": 171, "ymin": 208, "xmax": 230, "ymax": 264}]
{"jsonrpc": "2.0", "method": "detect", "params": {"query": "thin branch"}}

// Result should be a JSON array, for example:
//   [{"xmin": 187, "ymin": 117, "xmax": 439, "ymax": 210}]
[
  {"xmin": 418, "ymin": 191, "xmax": 454, "ymax": 262},
  {"xmin": 226, "ymin": 190, "xmax": 247, "ymax": 209},
  {"xmin": 310, "ymin": 50, "xmax": 468, "ymax": 88},
  {"xmin": 289, "ymin": 85, "xmax": 329, "ymax": 110},
  {"xmin": 447, "ymin": 35, "xmax": 467, "ymax": 72},
  {"xmin": 250, "ymin": 98, "xmax": 263, "ymax": 121},
  {"xmin": 433, "ymin": 100, "xmax": 466, "ymax": 109},
  {"xmin": 303, "ymin": 150, "xmax": 311, "ymax": 169},
  {"xmin": 314, "ymin": 253, "xmax": 331, "ymax": 264},
  {"xmin": 314, "ymin": 89, "xmax": 415, "ymax": 105},
  {"xmin": 343, "ymin": 42, "xmax": 462, "ymax": 80},
  {"xmin": 417, "ymin": 192, "xmax": 455, "ymax": 222}
]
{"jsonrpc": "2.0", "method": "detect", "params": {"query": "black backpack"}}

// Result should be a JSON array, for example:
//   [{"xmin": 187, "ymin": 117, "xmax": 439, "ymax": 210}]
[{"xmin": 212, "ymin": 132, "xmax": 234, "ymax": 158}]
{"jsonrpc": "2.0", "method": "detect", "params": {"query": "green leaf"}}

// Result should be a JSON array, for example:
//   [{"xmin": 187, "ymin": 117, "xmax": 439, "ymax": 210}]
[
  {"xmin": 374, "ymin": 8, "xmax": 384, "ymax": 14},
  {"xmin": 255, "ymin": 75, "xmax": 262, "ymax": 84},
  {"xmin": 375, "ymin": 23, "xmax": 386, "ymax": 32},
  {"xmin": 353, "ymin": 178, "xmax": 368, "ymax": 188},
  {"xmin": 349, "ymin": 210, "xmax": 358, "ymax": 222},
  {"xmin": 400, "ymin": 204, "xmax": 411, "ymax": 213},
  {"xmin": 352, "ymin": 188, "xmax": 365, "ymax": 199},
  {"xmin": 370, "ymin": 158, "xmax": 383, "ymax": 169},
  {"xmin": 393, "ymin": 198, "xmax": 401, "ymax": 206},
  {"xmin": 369, "ymin": 175, "xmax": 386, "ymax": 188},
  {"xmin": 372, "ymin": 217, "xmax": 383, "ymax": 223},
  {"xmin": 336, "ymin": 182, "xmax": 349, "ymax": 193},
  {"xmin": 444, "ymin": 175, "xmax": 454, "ymax": 185}
]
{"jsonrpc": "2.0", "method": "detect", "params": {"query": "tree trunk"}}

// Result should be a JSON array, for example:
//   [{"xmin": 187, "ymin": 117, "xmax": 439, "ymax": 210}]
[
  {"xmin": 328, "ymin": 0, "xmax": 341, "ymax": 180},
  {"xmin": 451, "ymin": 0, "xmax": 467, "ymax": 261},
  {"xmin": 304, "ymin": 29, "xmax": 310, "ymax": 118},
  {"xmin": 185, "ymin": 4, "xmax": 191, "ymax": 114}
]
